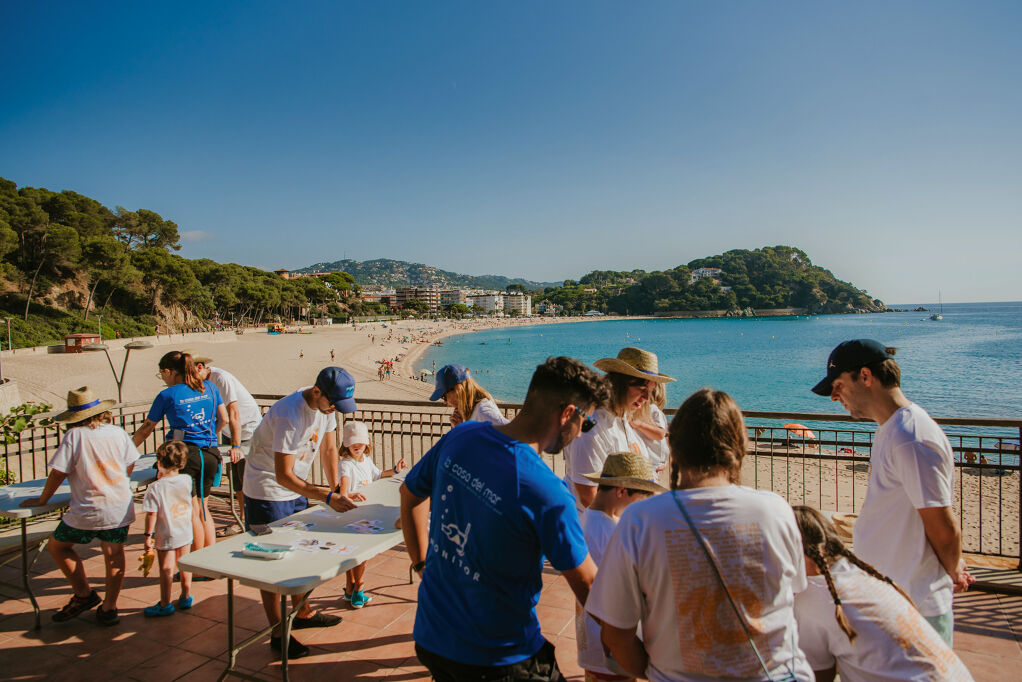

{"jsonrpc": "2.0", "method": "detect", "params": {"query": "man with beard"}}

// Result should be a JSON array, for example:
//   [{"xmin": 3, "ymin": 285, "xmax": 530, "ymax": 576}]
[{"xmin": 400, "ymin": 356, "xmax": 610, "ymax": 681}]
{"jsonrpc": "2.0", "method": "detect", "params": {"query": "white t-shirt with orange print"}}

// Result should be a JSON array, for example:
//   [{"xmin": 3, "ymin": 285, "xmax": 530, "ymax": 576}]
[
  {"xmin": 587, "ymin": 485, "xmax": 814, "ymax": 682},
  {"xmin": 795, "ymin": 557, "xmax": 973, "ymax": 681},
  {"xmin": 49, "ymin": 423, "xmax": 140, "ymax": 531},
  {"xmin": 243, "ymin": 388, "xmax": 336, "ymax": 502},
  {"xmin": 142, "ymin": 474, "xmax": 193, "ymax": 551}
]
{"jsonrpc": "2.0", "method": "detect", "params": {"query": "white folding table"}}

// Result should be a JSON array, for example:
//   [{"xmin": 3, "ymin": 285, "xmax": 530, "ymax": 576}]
[
  {"xmin": 0, "ymin": 455, "xmax": 158, "ymax": 629},
  {"xmin": 178, "ymin": 474, "xmax": 407, "ymax": 681}
]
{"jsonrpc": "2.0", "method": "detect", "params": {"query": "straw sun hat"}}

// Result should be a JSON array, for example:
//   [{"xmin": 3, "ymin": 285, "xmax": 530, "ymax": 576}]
[
  {"xmin": 582, "ymin": 451, "xmax": 667, "ymax": 494},
  {"xmin": 593, "ymin": 347, "xmax": 675, "ymax": 383},
  {"xmin": 53, "ymin": 387, "xmax": 116, "ymax": 424}
]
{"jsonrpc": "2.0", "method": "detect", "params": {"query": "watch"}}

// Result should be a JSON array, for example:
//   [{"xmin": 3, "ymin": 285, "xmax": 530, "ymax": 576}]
[{"xmin": 411, "ymin": 560, "xmax": 425, "ymax": 573}]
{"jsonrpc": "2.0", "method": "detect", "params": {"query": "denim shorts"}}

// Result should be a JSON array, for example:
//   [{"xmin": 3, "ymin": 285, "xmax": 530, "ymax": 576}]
[
  {"xmin": 243, "ymin": 496, "xmax": 309, "ymax": 530},
  {"xmin": 53, "ymin": 520, "xmax": 130, "ymax": 545}
]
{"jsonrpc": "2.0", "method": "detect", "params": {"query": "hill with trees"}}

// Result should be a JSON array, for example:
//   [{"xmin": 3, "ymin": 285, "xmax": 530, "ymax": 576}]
[{"xmin": 294, "ymin": 258, "xmax": 559, "ymax": 291}]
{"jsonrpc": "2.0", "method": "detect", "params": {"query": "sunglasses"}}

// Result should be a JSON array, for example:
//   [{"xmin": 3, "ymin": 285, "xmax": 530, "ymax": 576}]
[{"xmin": 573, "ymin": 406, "xmax": 598, "ymax": 433}]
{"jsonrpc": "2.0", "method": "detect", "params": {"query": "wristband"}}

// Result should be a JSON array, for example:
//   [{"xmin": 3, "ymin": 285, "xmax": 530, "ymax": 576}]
[
  {"xmin": 393, "ymin": 465, "xmax": 398, "ymax": 474},
  {"xmin": 326, "ymin": 491, "xmax": 334, "ymax": 506},
  {"xmin": 411, "ymin": 560, "xmax": 425, "ymax": 573},
  {"xmin": 144, "ymin": 532, "xmax": 155, "ymax": 538}
]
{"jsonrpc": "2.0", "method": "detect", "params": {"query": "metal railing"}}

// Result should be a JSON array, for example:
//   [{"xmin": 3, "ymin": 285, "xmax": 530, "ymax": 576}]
[{"xmin": 3, "ymin": 399, "xmax": 1019, "ymax": 563}]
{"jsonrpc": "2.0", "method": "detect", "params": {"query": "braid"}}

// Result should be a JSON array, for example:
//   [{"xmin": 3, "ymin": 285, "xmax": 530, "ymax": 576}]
[
  {"xmin": 838, "ymin": 547, "xmax": 916, "ymax": 607},
  {"xmin": 807, "ymin": 544, "xmax": 857, "ymax": 642}
]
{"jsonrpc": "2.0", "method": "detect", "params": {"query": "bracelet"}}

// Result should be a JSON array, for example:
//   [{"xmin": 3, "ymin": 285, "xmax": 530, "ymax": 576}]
[
  {"xmin": 393, "ymin": 465, "xmax": 398, "ymax": 474},
  {"xmin": 411, "ymin": 560, "xmax": 425, "ymax": 573},
  {"xmin": 326, "ymin": 491, "xmax": 334, "ymax": 506},
  {"xmin": 144, "ymin": 532, "xmax": 155, "ymax": 538}
]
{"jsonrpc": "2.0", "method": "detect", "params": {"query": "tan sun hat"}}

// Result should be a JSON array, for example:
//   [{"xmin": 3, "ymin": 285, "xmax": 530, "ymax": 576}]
[
  {"xmin": 53, "ymin": 387, "xmax": 117, "ymax": 424},
  {"xmin": 181, "ymin": 349, "xmax": 213, "ymax": 365},
  {"xmin": 582, "ymin": 451, "xmax": 667, "ymax": 494},
  {"xmin": 593, "ymin": 347, "xmax": 675, "ymax": 383}
]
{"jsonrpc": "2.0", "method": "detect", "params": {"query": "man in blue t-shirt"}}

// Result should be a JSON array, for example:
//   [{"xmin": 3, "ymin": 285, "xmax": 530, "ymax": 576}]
[{"xmin": 401, "ymin": 356, "xmax": 610, "ymax": 681}]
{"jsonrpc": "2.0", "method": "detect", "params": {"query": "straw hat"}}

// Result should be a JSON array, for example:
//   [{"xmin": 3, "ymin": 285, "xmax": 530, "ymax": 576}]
[
  {"xmin": 593, "ymin": 347, "xmax": 675, "ymax": 383},
  {"xmin": 53, "ymin": 387, "xmax": 116, "ymax": 424},
  {"xmin": 181, "ymin": 349, "xmax": 213, "ymax": 365},
  {"xmin": 582, "ymin": 451, "xmax": 667, "ymax": 494}
]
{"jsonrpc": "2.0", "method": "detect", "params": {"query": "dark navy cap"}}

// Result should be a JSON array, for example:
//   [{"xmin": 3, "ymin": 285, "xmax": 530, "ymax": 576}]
[
  {"xmin": 811, "ymin": 339, "xmax": 894, "ymax": 396},
  {"xmin": 315, "ymin": 367, "xmax": 357, "ymax": 412},
  {"xmin": 430, "ymin": 364, "xmax": 470, "ymax": 401}
]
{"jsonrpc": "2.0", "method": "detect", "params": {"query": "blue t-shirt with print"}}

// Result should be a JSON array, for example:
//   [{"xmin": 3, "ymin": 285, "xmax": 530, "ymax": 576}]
[
  {"xmin": 404, "ymin": 421, "xmax": 589, "ymax": 666},
  {"xmin": 147, "ymin": 381, "xmax": 223, "ymax": 447}
]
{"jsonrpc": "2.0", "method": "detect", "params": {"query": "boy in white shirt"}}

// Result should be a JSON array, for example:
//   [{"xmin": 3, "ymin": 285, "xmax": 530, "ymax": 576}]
[
  {"xmin": 334, "ymin": 421, "xmax": 405, "ymax": 608},
  {"xmin": 142, "ymin": 440, "xmax": 195, "ymax": 617},
  {"xmin": 576, "ymin": 452, "xmax": 665, "ymax": 681},
  {"xmin": 20, "ymin": 387, "xmax": 138, "ymax": 627}
]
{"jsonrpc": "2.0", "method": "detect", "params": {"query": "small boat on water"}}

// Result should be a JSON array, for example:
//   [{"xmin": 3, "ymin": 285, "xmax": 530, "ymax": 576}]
[{"xmin": 930, "ymin": 291, "xmax": 944, "ymax": 320}]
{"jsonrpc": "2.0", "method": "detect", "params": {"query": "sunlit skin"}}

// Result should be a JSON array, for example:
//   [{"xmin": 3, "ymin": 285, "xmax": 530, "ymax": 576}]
[
  {"xmin": 626, "ymin": 379, "xmax": 654, "ymax": 412},
  {"xmin": 828, "ymin": 370, "xmax": 874, "ymax": 420}
]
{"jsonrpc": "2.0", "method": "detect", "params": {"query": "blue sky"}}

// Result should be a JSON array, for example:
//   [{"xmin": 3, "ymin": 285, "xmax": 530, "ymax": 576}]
[{"xmin": 2, "ymin": 1, "xmax": 1019, "ymax": 303}]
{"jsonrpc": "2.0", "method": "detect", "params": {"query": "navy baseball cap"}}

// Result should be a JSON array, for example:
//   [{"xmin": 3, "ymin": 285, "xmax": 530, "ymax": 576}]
[
  {"xmin": 430, "ymin": 364, "xmax": 470, "ymax": 401},
  {"xmin": 315, "ymin": 367, "xmax": 357, "ymax": 412},
  {"xmin": 811, "ymin": 339, "xmax": 894, "ymax": 396}
]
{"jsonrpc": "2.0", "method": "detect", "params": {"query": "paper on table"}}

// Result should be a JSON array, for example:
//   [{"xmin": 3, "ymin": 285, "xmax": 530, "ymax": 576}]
[
  {"xmin": 291, "ymin": 537, "xmax": 358, "ymax": 555},
  {"xmin": 345, "ymin": 519, "xmax": 386, "ymax": 534},
  {"xmin": 279, "ymin": 520, "xmax": 315, "ymax": 531}
]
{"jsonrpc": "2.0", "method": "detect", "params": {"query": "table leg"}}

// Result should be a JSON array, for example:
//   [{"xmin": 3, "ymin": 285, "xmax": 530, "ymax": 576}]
[
  {"xmin": 21, "ymin": 519, "xmax": 41, "ymax": 630},
  {"xmin": 280, "ymin": 594, "xmax": 290, "ymax": 681},
  {"xmin": 227, "ymin": 579, "xmax": 236, "ymax": 669},
  {"xmin": 227, "ymin": 462, "xmax": 244, "ymax": 529}
]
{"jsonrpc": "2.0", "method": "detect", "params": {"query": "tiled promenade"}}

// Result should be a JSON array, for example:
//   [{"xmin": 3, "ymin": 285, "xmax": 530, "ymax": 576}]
[{"xmin": 1, "ymin": 513, "xmax": 1020, "ymax": 680}]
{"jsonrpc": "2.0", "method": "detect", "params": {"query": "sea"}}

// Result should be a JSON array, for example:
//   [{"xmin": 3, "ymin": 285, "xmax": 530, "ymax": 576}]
[{"xmin": 421, "ymin": 301, "xmax": 1022, "ymax": 442}]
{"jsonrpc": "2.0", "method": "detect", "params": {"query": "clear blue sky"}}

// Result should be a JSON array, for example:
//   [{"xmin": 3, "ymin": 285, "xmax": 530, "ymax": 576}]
[{"xmin": 2, "ymin": 1, "xmax": 1019, "ymax": 303}]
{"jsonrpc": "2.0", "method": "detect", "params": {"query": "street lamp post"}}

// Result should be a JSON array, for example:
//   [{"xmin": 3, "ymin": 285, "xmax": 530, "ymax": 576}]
[
  {"xmin": 0, "ymin": 317, "xmax": 12, "ymax": 383},
  {"xmin": 83, "ymin": 340, "xmax": 153, "ymax": 404},
  {"xmin": 97, "ymin": 314, "xmax": 102, "ymax": 342}
]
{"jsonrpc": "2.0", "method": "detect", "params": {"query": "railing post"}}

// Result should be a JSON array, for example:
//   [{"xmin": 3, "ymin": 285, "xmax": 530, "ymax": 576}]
[{"xmin": 1018, "ymin": 425, "xmax": 1021, "ymax": 572}]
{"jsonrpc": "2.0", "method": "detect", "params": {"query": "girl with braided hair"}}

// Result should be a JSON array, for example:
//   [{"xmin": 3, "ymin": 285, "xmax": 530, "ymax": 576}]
[{"xmin": 791, "ymin": 506, "xmax": 973, "ymax": 682}]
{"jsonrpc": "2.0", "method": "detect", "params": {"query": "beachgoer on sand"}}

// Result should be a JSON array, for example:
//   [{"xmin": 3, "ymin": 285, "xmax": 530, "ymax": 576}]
[
  {"xmin": 587, "ymin": 388, "xmax": 814, "ymax": 680},
  {"xmin": 812, "ymin": 339, "xmax": 973, "ymax": 645},
  {"xmin": 401, "ymin": 356, "xmax": 609, "ymax": 681},
  {"xmin": 20, "ymin": 387, "xmax": 139, "ymax": 626},
  {"xmin": 241, "ymin": 367, "xmax": 359, "ymax": 659},
  {"xmin": 563, "ymin": 347, "xmax": 673, "ymax": 511},
  {"xmin": 141, "ymin": 440, "xmax": 194, "ymax": 617},
  {"xmin": 430, "ymin": 363, "xmax": 508, "ymax": 427}
]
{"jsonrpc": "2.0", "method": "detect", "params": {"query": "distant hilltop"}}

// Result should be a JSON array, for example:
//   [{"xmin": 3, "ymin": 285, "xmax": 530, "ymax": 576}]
[{"xmin": 292, "ymin": 258, "xmax": 561, "ymax": 291}]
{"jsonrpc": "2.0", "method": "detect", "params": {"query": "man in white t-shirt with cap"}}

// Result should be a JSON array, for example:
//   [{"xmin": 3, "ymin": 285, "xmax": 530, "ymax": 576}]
[
  {"xmin": 812, "ymin": 339, "xmax": 973, "ymax": 645},
  {"xmin": 190, "ymin": 353, "xmax": 262, "ymax": 531}
]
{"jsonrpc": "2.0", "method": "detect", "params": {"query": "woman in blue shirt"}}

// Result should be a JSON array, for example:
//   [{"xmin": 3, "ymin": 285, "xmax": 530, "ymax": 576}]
[{"xmin": 133, "ymin": 351, "xmax": 228, "ymax": 554}]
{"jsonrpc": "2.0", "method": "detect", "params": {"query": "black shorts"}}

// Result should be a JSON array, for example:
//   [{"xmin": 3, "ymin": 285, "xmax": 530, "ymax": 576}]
[
  {"xmin": 415, "ymin": 641, "xmax": 564, "ymax": 682},
  {"xmin": 181, "ymin": 443, "xmax": 222, "ymax": 498}
]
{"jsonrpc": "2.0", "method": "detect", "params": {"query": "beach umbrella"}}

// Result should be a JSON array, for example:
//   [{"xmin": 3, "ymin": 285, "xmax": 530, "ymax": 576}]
[{"xmin": 784, "ymin": 423, "xmax": 816, "ymax": 440}]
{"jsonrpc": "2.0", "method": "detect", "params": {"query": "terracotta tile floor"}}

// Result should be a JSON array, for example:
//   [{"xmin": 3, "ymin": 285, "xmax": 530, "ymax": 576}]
[{"xmin": 1, "ymin": 513, "xmax": 1019, "ymax": 681}]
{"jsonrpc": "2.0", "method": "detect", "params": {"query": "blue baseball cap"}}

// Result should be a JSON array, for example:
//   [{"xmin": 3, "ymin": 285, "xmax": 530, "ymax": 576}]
[
  {"xmin": 811, "ymin": 339, "xmax": 894, "ymax": 396},
  {"xmin": 315, "ymin": 367, "xmax": 357, "ymax": 412},
  {"xmin": 430, "ymin": 364, "xmax": 470, "ymax": 401}
]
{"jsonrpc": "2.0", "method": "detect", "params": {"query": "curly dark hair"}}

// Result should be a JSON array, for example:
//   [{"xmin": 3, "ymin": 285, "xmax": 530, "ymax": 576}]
[{"xmin": 525, "ymin": 356, "xmax": 610, "ymax": 411}]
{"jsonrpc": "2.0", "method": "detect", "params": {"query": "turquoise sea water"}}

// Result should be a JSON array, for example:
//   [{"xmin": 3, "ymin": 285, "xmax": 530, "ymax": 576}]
[{"xmin": 421, "ymin": 302, "xmax": 1022, "ymax": 424}]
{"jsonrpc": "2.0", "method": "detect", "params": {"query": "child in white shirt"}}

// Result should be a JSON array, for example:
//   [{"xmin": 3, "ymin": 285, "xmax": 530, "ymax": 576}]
[
  {"xmin": 791, "ymin": 505, "xmax": 973, "ymax": 682},
  {"xmin": 334, "ymin": 421, "xmax": 405, "ymax": 608},
  {"xmin": 576, "ymin": 452, "xmax": 665, "ymax": 682},
  {"xmin": 142, "ymin": 440, "xmax": 195, "ymax": 617}
]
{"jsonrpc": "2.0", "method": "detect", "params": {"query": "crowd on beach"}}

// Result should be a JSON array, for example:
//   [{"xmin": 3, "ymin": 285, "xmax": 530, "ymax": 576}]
[{"xmin": 16, "ymin": 333, "xmax": 977, "ymax": 680}]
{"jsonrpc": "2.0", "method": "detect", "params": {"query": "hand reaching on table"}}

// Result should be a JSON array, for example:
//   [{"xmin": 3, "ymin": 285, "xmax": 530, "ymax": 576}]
[
  {"xmin": 328, "ymin": 493, "xmax": 358, "ymax": 513},
  {"xmin": 19, "ymin": 497, "xmax": 44, "ymax": 508}
]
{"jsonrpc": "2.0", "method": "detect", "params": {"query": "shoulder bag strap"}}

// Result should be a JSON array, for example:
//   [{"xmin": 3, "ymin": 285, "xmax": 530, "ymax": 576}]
[{"xmin": 671, "ymin": 491, "xmax": 774, "ymax": 680}]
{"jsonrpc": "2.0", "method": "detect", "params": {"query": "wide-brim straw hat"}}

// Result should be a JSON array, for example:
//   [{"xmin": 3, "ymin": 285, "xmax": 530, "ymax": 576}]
[
  {"xmin": 53, "ymin": 387, "xmax": 116, "ymax": 424},
  {"xmin": 181, "ymin": 349, "xmax": 213, "ymax": 365},
  {"xmin": 593, "ymin": 347, "xmax": 675, "ymax": 383},
  {"xmin": 582, "ymin": 451, "xmax": 667, "ymax": 494}
]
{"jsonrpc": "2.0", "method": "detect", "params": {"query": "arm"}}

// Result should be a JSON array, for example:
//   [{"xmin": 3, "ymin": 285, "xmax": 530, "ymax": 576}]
[
  {"xmin": 600, "ymin": 623, "xmax": 648, "ymax": 679},
  {"xmin": 561, "ymin": 554, "xmax": 597, "ymax": 607},
  {"xmin": 380, "ymin": 458, "xmax": 406, "ymax": 479},
  {"xmin": 143, "ymin": 511, "xmax": 157, "ymax": 552},
  {"xmin": 131, "ymin": 419, "xmax": 159, "ymax": 449},
  {"xmin": 320, "ymin": 434, "xmax": 339, "ymax": 491},
  {"xmin": 629, "ymin": 418, "xmax": 665, "ymax": 442},
  {"xmin": 575, "ymin": 483, "xmax": 596, "ymax": 509},
  {"xmin": 337, "ymin": 474, "xmax": 366, "ymax": 502},
  {"xmin": 19, "ymin": 469, "xmax": 68, "ymax": 508},
  {"xmin": 226, "ymin": 402, "xmax": 243, "ymax": 464},
  {"xmin": 274, "ymin": 452, "xmax": 356, "ymax": 512},
  {"xmin": 400, "ymin": 483, "xmax": 430, "ymax": 570},
  {"xmin": 918, "ymin": 506, "xmax": 971, "ymax": 591},
  {"xmin": 215, "ymin": 403, "xmax": 229, "ymax": 443}
]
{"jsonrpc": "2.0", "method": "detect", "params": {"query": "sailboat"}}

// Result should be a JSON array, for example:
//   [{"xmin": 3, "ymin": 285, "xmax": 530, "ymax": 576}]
[{"xmin": 930, "ymin": 291, "xmax": 943, "ymax": 321}]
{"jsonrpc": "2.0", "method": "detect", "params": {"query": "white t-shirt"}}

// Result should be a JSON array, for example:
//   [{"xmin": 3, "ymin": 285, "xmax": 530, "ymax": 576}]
[
  {"xmin": 853, "ymin": 404, "xmax": 955, "ymax": 617},
  {"xmin": 49, "ymin": 424, "xmax": 140, "ymax": 531},
  {"xmin": 577, "ymin": 508, "xmax": 620, "ymax": 675},
  {"xmin": 468, "ymin": 398, "xmax": 509, "ymax": 426},
  {"xmin": 208, "ymin": 366, "xmax": 262, "ymax": 443},
  {"xmin": 339, "ymin": 456, "xmax": 383, "ymax": 494},
  {"xmin": 243, "ymin": 389, "xmax": 337, "ymax": 502},
  {"xmin": 795, "ymin": 558, "xmax": 973, "ymax": 681},
  {"xmin": 142, "ymin": 474, "xmax": 194, "ymax": 551},
  {"xmin": 638, "ymin": 404, "xmax": 670, "ymax": 472},
  {"xmin": 587, "ymin": 486, "xmax": 813, "ymax": 682},
  {"xmin": 563, "ymin": 407, "xmax": 651, "ymax": 510}
]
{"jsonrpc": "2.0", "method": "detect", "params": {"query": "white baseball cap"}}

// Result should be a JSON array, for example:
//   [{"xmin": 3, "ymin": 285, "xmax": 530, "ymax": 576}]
[{"xmin": 342, "ymin": 421, "xmax": 370, "ymax": 447}]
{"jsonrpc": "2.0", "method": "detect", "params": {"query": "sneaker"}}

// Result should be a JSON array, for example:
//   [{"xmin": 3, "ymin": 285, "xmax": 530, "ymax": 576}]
[
  {"xmin": 292, "ymin": 611, "xmax": 342, "ymax": 629},
  {"xmin": 52, "ymin": 590, "xmax": 101, "ymax": 622},
  {"xmin": 270, "ymin": 635, "xmax": 310, "ymax": 659},
  {"xmin": 342, "ymin": 588, "xmax": 352, "ymax": 602},
  {"xmin": 95, "ymin": 605, "xmax": 120, "ymax": 626},
  {"xmin": 143, "ymin": 602, "xmax": 175, "ymax": 617},
  {"xmin": 176, "ymin": 595, "xmax": 194, "ymax": 610},
  {"xmin": 350, "ymin": 590, "xmax": 372, "ymax": 609}
]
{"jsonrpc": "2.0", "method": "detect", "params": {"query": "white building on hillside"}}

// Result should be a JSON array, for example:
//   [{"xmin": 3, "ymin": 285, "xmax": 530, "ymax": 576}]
[{"xmin": 503, "ymin": 293, "xmax": 532, "ymax": 316}]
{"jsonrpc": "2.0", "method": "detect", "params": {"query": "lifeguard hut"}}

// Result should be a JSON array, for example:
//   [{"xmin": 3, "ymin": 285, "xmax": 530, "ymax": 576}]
[{"xmin": 64, "ymin": 332, "xmax": 101, "ymax": 353}]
